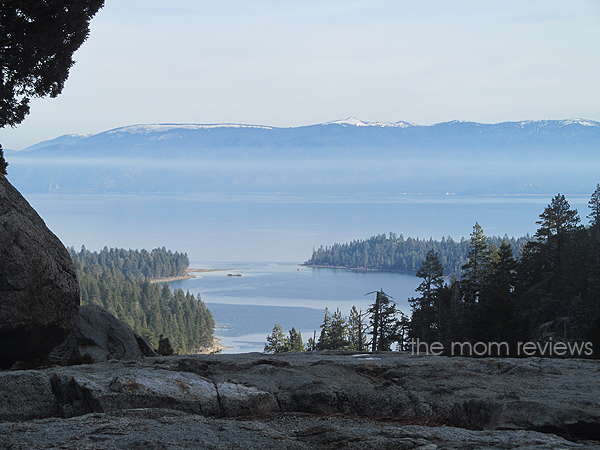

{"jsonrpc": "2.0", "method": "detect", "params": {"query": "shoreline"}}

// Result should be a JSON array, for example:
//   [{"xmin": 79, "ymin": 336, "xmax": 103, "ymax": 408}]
[
  {"xmin": 301, "ymin": 264, "xmax": 416, "ymax": 275},
  {"xmin": 149, "ymin": 268, "xmax": 250, "ymax": 284},
  {"xmin": 148, "ymin": 273, "xmax": 196, "ymax": 284},
  {"xmin": 196, "ymin": 337, "xmax": 232, "ymax": 354}
]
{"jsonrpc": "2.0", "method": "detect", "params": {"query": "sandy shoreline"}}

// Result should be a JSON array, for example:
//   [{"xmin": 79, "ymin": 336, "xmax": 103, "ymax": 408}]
[
  {"xmin": 196, "ymin": 338, "xmax": 232, "ymax": 354},
  {"xmin": 149, "ymin": 268, "xmax": 249, "ymax": 284}
]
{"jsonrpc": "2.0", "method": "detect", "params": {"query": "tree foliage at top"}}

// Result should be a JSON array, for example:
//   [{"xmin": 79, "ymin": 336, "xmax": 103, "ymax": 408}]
[{"xmin": 0, "ymin": 0, "xmax": 105, "ymax": 174}]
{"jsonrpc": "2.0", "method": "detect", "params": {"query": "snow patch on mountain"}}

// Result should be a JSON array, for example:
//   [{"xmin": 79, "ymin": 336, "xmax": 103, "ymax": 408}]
[
  {"xmin": 324, "ymin": 117, "xmax": 415, "ymax": 128},
  {"xmin": 107, "ymin": 123, "xmax": 274, "ymax": 135},
  {"xmin": 562, "ymin": 118, "xmax": 599, "ymax": 127}
]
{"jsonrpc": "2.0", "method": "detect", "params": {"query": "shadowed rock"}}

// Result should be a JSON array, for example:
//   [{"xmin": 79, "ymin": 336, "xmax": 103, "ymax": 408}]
[
  {"xmin": 0, "ymin": 176, "xmax": 80, "ymax": 368},
  {"xmin": 50, "ymin": 305, "xmax": 158, "ymax": 363}
]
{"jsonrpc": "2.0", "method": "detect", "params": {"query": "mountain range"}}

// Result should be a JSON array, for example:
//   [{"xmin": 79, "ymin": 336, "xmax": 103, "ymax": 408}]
[{"xmin": 5, "ymin": 118, "xmax": 599, "ymax": 195}]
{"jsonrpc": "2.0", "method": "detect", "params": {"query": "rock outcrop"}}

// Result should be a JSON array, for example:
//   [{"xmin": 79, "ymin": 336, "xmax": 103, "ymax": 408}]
[
  {"xmin": 1, "ymin": 352, "xmax": 599, "ymax": 448},
  {"xmin": 0, "ymin": 176, "xmax": 80, "ymax": 368},
  {"xmin": 50, "ymin": 305, "xmax": 158, "ymax": 363}
]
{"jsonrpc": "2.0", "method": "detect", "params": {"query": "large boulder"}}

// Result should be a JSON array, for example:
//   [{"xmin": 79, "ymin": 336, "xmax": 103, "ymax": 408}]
[
  {"xmin": 0, "ymin": 176, "xmax": 80, "ymax": 368},
  {"xmin": 50, "ymin": 304, "xmax": 158, "ymax": 363}
]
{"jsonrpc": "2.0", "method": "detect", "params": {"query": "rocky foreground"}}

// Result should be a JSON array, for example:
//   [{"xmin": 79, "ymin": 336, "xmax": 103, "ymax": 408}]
[{"xmin": 1, "ymin": 352, "xmax": 599, "ymax": 449}]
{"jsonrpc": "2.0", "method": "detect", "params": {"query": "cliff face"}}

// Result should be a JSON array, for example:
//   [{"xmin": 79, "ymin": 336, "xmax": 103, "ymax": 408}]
[
  {"xmin": 0, "ymin": 176, "xmax": 80, "ymax": 368},
  {"xmin": 1, "ymin": 352, "xmax": 599, "ymax": 448}
]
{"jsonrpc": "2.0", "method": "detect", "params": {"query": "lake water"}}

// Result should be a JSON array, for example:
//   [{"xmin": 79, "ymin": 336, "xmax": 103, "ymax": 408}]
[
  {"xmin": 169, "ymin": 262, "xmax": 421, "ymax": 353},
  {"xmin": 19, "ymin": 191, "xmax": 591, "ymax": 263},
  {"xmin": 15, "ymin": 190, "xmax": 593, "ymax": 353}
]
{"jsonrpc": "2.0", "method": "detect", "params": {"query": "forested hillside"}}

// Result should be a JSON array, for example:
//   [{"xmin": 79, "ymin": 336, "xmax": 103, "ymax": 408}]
[
  {"xmin": 70, "ymin": 247, "xmax": 213, "ymax": 354},
  {"xmin": 70, "ymin": 246, "xmax": 189, "ymax": 279},
  {"xmin": 304, "ymin": 233, "xmax": 531, "ymax": 276}
]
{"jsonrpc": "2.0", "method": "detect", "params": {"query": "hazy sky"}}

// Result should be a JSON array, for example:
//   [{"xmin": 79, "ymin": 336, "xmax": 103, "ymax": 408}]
[{"xmin": 1, "ymin": 0, "xmax": 599, "ymax": 150}]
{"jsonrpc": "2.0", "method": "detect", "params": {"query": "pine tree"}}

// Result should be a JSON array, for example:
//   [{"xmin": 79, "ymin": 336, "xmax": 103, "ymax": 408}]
[
  {"xmin": 287, "ymin": 328, "xmax": 305, "ymax": 352},
  {"xmin": 409, "ymin": 250, "xmax": 445, "ymax": 342},
  {"xmin": 533, "ymin": 193, "xmax": 581, "ymax": 277},
  {"xmin": 347, "ymin": 306, "xmax": 366, "ymax": 351},
  {"xmin": 328, "ymin": 308, "xmax": 349, "ymax": 350},
  {"xmin": 317, "ymin": 308, "xmax": 333, "ymax": 350},
  {"xmin": 264, "ymin": 323, "xmax": 288, "ymax": 353},
  {"xmin": 0, "ymin": 1, "xmax": 105, "ymax": 174},
  {"xmin": 157, "ymin": 334, "xmax": 174, "ymax": 356},
  {"xmin": 471, "ymin": 239, "xmax": 519, "ymax": 351},
  {"xmin": 367, "ymin": 290, "xmax": 401, "ymax": 351},
  {"xmin": 461, "ymin": 222, "xmax": 490, "ymax": 304},
  {"xmin": 588, "ymin": 184, "xmax": 600, "ymax": 229}
]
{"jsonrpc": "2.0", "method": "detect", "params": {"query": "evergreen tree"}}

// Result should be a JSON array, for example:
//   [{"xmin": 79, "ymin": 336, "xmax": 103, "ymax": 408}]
[
  {"xmin": 264, "ymin": 323, "xmax": 288, "ymax": 353},
  {"xmin": 328, "ymin": 308, "xmax": 349, "ymax": 350},
  {"xmin": 287, "ymin": 328, "xmax": 305, "ymax": 352},
  {"xmin": 409, "ymin": 250, "xmax": 445, "ymax": 342},
  {"xmin": 0, "ymin": 1, "xmax": 105, "ymax": 174},
  {"xmin": 317, "ymin": 308, "xmax": 333, "ymax": 350},
  {"xmin": 306, "ymin": 334, "xmax": 318, "ymax": 352},
  {"xmin": 471, "ymin": 239, "xmax": 519, "ymax": 351},
  {"xmin": 157, "ymin": 334, "xmax": 174, "ymax": 356},
  {"xmin": 588, "ymin": 184, "xmax": 600, "ymax": 229},
  {"xmin": 367, "ymin": 290, "xmax": 401, "ymax": 351},
  {"xmin": 347, "ymin": 306, "xmax": 366, "ymax": 351},
  {"xmin": 461, "ymin": 222, "xmax": 490, "ymax": 305},
  {"xmin": 532, "ymin": 193, "xmax": 581, "ymax": 278},
  {"xmin": 74, "ymin": 252, "xmax": 213, "ymax": 354}
]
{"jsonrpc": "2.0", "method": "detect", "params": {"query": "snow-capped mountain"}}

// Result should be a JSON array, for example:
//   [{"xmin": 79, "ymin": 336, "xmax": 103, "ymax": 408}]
[{"xmin": 5, "ymin": 118, "xmax": 599, "ymax": 196}]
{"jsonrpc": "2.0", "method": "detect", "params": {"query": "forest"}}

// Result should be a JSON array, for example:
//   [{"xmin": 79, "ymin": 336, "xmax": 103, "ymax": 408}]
[
  {"xmin": 70, "ymin": 246, "xmax": 190, "ymax": 279},
  {"xmin": 70, "ymin": 247, "xmax": 214, "ymax": 354},
  {"xmin": 304, "ymin": 232, "xmax": 531, "ymax": 275},
  {"xmin": 269, "ymin": 185, "xmax": 600, "ymax": 358}
]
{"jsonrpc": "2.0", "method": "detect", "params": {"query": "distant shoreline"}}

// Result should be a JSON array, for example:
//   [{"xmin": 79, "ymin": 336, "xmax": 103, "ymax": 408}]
[
  {"xmin": 301, "ymin": 264, "xmax": 416, "ymax": 275},
  {"xmin": 149, "ymin": 268, "xmax": 250, "ymax": 284}
]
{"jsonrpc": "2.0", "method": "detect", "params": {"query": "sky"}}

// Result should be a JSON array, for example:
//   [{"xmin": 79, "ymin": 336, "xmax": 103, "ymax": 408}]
[{"xmin": 1, "ymin": 0, "xmax": 600, "ymax": 150}]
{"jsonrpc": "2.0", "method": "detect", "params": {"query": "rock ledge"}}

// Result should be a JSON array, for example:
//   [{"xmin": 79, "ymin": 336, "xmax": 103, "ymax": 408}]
[{"xmin": 1, "ymin": 352, "xmax": 599, "ymax": 449}]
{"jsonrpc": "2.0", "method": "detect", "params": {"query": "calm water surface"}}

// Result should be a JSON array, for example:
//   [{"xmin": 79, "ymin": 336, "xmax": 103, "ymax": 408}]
[
  {"xmin": 16, "ymin": 191, "xmax": 592, "ymax": 353},
  {"xmin": 170, "ymin": 262, "xmax": 421, "ymax": 353}
]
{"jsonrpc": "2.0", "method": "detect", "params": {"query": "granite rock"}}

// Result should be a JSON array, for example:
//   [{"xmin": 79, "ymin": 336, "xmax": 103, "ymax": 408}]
[
  {"xmin": 50, "ymin": 304, "xmax": 158, "ymax": 363},
  {"xmin": 0, "ymin": 176, "xmax": 80, "ymax": 368}
]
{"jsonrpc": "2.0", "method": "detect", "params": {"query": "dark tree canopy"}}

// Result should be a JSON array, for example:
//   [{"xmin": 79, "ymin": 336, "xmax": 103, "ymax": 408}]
[{"xmin": 0, "ymin": 0, "xmax": 105, "ymax": 173}]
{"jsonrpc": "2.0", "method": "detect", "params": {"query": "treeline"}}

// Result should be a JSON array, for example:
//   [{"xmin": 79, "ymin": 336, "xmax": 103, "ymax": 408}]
[
  {"xmin": 69, "ymin": 246, "xmax": 189, "ymax": 279},
  {"xmin": 408, "ymin": 187, "xmax": 600, "ymax": 357},
  {"xmin": 71, "ymin": 248, "xmax": 214, "ymax": 354},
  {"xmin": 304, "ymin": 233, "xmax": 530, "ymax": 275},
  {"xmin": 264, "ymin": 296, "xmax": 407, "ymax": 354},
  {"xmin": 269, "ymin": 185, "xmax": 600, "ymax": 358}
]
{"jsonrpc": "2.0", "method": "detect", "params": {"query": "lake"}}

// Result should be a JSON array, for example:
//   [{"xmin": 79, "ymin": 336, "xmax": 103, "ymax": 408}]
[
  {"xmin": 169, "ymin": 262, "xmax": 421, "ymax": 353},
  {"xmin": 15, "ymin": 190, "xmax": 593, "ymax": 353},
  {"xmin": 19, "ymin": 191, "xmax": 591, "ymax": 263}
]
